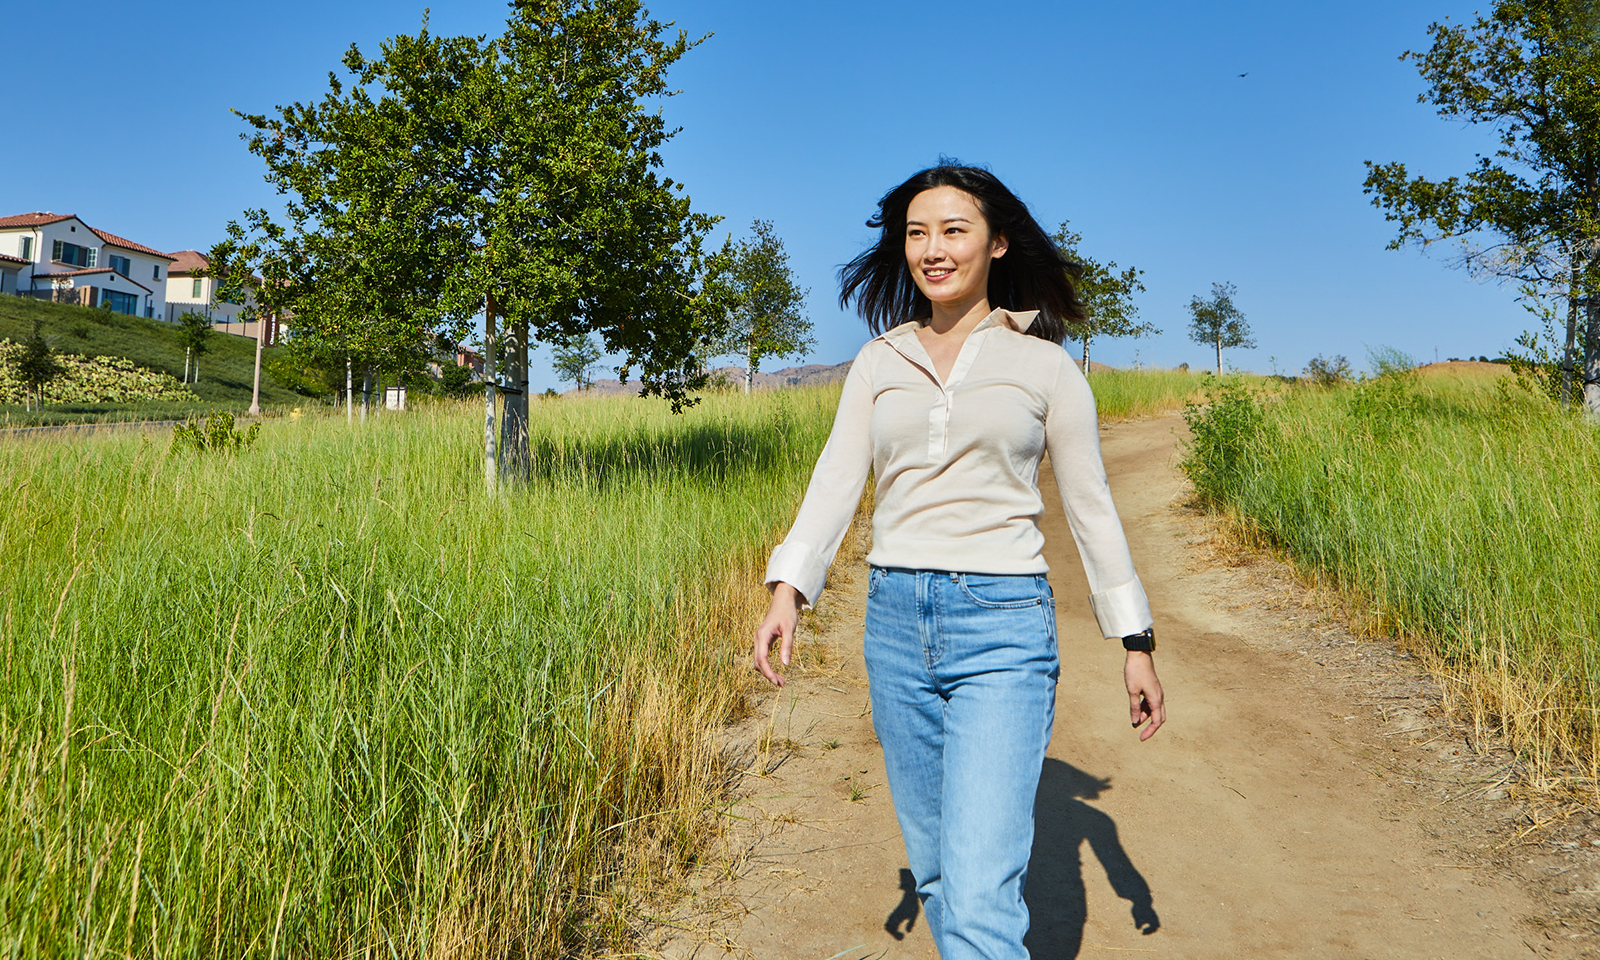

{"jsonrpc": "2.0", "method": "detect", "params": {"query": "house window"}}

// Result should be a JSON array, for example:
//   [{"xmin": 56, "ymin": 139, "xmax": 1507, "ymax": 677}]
[
  {"xmin": 193, "ymin": 277, "xmax": 203, "ymax": 298},
  {"xmin": 51, "ymin": 240, "xmax": 96, "ymax": 268},
  {"xmin": 100, "ymin": 288, "xmax": 138, "ymax": 315},
  {"xmin": 153, "ymin": 264, "xmax": 161, "ymax": 281},
  {"xmin": 109, "ymin": 254, "xmax": 131, "ymax": 276},
  {"xmin": 19, "ymin": 236, "xmax": 32, "ymax": 260}
]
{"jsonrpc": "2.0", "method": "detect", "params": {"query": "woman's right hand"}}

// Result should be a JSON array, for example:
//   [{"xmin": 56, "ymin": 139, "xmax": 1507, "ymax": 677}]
[{"xmin": 753, "ymin": 583, "xmax": 805, "ymax": 687}]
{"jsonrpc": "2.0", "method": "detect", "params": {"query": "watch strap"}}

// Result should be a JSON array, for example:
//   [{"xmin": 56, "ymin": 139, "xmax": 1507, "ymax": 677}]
[{"xmin": 1121, "ymin": 627, "xmax": 1156, "ymax": 652}]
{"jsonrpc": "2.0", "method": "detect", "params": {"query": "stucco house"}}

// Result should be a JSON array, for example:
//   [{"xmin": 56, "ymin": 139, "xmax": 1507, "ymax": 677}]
[
  {"xmin": 164, "ymin": 249, "xmax": 280, "ymax": 342},
  {"xmin": 0, "ymin": 212, "xmax": 174, "ymax": 319}
]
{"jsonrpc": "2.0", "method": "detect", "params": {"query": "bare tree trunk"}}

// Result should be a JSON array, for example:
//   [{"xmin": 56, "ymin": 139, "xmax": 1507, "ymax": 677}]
[
  {"xmin": 744, "ymin": 346, "xmax": 755, "ymax": 394},
  {"xmin": 1082, "ymin": 337, "xmax": 1091, "ymax": 372},
  {"xmin": 483, "ymin": 294, "xmax": 499, "ymax": 495},
  {"xmin": 1562, "ymin": 259, "xmax": 1580, "ymax": 408},
  {"xmin": 500, "ymin": 316, "xmax": 530, "ymax": 481},
  {"xmin": 1215, "ymin": 339, "xmax": 1223, "ymax": 376},
  {"xmin": 346, "ymin": 357, "xmax": 354, "ymax": 424},
  {"xmin": 184, "ymin": 346, "xmax": 191, "ymax": 384},
  {"xmin": 361, "ymin": 367, "xmax": 372, "ymax": 423},
  {"xmin": 1584, "ymin": 296, "xmax": 1600, "ymax": 423}
]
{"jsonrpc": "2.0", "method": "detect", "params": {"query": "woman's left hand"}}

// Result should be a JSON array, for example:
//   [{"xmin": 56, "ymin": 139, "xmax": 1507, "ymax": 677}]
[{"xmin": 1125, "ymin": 651, "xmax": 1165, "ymax": 741}]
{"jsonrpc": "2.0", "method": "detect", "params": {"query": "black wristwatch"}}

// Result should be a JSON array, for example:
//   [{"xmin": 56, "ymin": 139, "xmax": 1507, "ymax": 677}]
[{"xmin": 1121, "ymin": 628, "xmax": 1156, "ymax": 653}]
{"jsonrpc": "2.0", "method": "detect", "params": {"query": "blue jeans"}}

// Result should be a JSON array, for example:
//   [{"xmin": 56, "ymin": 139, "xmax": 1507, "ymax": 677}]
[{"xmin": 864, "ymin": 567, "xmax": 1060, "ymax": 960}]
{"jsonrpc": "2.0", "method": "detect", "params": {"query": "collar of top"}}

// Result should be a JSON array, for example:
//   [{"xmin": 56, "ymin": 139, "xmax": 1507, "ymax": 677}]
[{"xmin": 878, "ymin": 307, "xmax": 1040, "ymax": 342}]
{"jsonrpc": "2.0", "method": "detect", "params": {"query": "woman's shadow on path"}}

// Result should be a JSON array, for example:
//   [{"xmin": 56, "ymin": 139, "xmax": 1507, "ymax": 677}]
[
  {"xmin": 1024, "ymin": 759, "xmax": 1159, "ymax": 959},
  {"xmin": 881, "ymin": 759, "xmax": 1158, "ymax": 959}
]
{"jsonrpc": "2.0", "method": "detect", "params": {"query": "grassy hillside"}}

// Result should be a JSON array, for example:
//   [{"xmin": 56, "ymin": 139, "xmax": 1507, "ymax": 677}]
[{"xmin": 0, "ymin": 294, "xmax": 304, "ymax": 423}]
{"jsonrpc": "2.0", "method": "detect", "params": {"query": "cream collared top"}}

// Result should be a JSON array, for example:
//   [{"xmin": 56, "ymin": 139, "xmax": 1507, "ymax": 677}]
[{"xmin": 764, "ymin": 307, "xmax": 1152, "ymax": 639}]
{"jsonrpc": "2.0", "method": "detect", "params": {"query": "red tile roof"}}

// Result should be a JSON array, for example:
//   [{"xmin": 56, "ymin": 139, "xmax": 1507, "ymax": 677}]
[
  {"xmin": 32, "ymin": 268, "xmax": 153, "ymax": 294},
  {"xmin": 0, "ymin": 212, "xmax": 75, "ymax": 229},
  {"xmin": 91, "ymin": 227, "xmax": 175, "ymax": 261},
  {"xmin": 0, "ymin": 252, "xmax": 27, "ymax": 266},
  {"xmin": 0, "ymin": 212, "xmax": 176, "ymax": 262},
  {"xmin": 167, "ymin": 249, "xmax": 209, "ymax": 276}
]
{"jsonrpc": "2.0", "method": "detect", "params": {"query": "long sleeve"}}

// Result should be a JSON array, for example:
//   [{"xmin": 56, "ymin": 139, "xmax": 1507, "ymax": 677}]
[
  {"xmin": 1044, "ymin": 354, "xmax": 1153, "ymax": 638},
  {"xmin": 764, "ymin": 355, "xmax": 875, "ymax": 606}
]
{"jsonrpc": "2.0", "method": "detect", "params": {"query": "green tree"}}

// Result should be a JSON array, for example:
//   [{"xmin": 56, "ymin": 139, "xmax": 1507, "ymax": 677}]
[
  {"xmin": 551, "ymin": 332, "xmax": 603, "ymax": 391},
  {"xmin": 13, "ymin": 321, "xmax": 64, "ymax": 411},
  {"xmin": 1362, "ymin": 0, "xmax": 1600, "ymax": 417},
  {"xmin": 1187, "ymin": 282, "xmax": 1255, "ymax": 375},
  {"xmin": 1050, "ymin": 222, "xmax": 1156, "ymax": 371},
  {"xmin": 704, "ymin": 220, "xmax": 812, "ymax": 393},
  {"xmin": 176, "ymin": 311, "xmax": 214, "ymax": 385},
  {"xmin": 438, "ymin": 361, "xmax": 477, "ymax": 398},
  {"xmin": 231, "ymin": 3, "xmax": 722, "ymax": 484}
]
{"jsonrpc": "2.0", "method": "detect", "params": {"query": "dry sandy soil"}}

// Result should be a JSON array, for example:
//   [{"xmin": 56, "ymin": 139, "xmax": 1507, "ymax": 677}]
[{"xmin": 650, "ymin": 411, "xmax": 1600, "ymax": 960}]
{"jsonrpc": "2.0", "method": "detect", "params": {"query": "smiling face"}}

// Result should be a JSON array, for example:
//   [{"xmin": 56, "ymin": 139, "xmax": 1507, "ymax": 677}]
[{"xmin": 904, "ymin": 185, "xmax": 1008, "ymax": 317}]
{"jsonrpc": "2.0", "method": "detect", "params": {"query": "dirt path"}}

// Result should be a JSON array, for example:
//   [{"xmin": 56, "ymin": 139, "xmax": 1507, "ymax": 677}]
[{"xmin": 653, "ymin": 412, "xmax": 1595, "ymax": 960}]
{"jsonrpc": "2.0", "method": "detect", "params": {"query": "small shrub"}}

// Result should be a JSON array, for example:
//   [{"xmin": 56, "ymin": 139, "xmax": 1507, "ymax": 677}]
[
  {"xmin": 1367, "ymin": 344, "xmax": 1417, "ymax": 378},
  {"xmin": 1181, "ymin": 377, "xmax": 1265, "ymax": 506},
  {"xmin": 171, "ymin": 412, "xmax": 261, "ymax": 453},
  {"xmin": 1303, "ymin": 353, "xmax": 1352, "ymax": 386}
]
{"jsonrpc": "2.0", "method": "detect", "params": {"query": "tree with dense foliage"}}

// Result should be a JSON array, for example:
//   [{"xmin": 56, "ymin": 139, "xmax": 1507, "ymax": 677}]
[
  {"xmin": 551, "ymin": 332, "xmax": 602, "ymax": 391},
  {"xmin": 176, "ymin": 311, "xmax": 213, "ymax": 385},
  {"xmin": 703, "ymin": 220, "xmax": 812, "ymax": 393},
  {"xmin": 1362, "ymin": 0, "xmax": 1600, "ymax": 416},
  {"xmin": 1187, "ymin": 282, "xmax": 1255, "ymax": 375},
  {"xmin": 229, "ymin": 1, "xmax": 722, "ymax": 483},
  {"xmin": 1050, "ymin": 222, "xmax": 1156, "ymax": 371}
]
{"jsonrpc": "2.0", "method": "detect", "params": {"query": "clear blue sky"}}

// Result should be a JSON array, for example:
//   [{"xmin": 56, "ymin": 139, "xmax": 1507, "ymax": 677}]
[{"xmin": 1, "ymin": 1, "xmax": 1528, "ymax": 391}]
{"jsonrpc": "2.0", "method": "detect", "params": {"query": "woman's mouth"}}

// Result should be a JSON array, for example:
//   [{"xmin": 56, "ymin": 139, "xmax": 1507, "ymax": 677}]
[{"xmin": 924, "ymin": 268, "xmax": 954, "ymax": 281}]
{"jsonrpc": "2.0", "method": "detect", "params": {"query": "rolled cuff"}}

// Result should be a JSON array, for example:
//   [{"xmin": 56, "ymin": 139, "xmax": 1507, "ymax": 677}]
[
  {"xmin": 1087, "ymin": 577, "xmax": 1153, "ymax": 640},
  {"xmin": 764, "ymin": 541, "xmax": 829, "ymax": 610}
]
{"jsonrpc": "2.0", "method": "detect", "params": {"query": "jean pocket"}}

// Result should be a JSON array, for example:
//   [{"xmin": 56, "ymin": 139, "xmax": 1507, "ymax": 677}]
[
  {"xmin": 956, "ymin": 573, "xmax": 1045, "ymax": 609},
  {"xmin": 867, "ymin": 566, "xmax": 887, "ymax": 598}
]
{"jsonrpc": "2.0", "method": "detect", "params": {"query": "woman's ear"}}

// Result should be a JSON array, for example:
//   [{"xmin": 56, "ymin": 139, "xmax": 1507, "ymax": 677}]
[{"xmin": 991, "ymin": 232, "xmax": 1009, "ymax": 259}]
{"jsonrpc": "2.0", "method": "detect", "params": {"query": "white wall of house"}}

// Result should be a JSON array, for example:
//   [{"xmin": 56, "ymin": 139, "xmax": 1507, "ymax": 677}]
[
  {"xmin": 164, "ymin": 273, "xmax": 251, "ymax": 324},
  {"xmin": 100, "ymin": 245, "xmax": 171, "ymax": 319}
]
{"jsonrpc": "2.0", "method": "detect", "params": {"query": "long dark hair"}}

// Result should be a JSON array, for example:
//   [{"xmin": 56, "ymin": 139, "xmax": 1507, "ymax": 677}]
[{"xmin": 838, "ymin": 164, "xmax": 1085, "ymax": 344}]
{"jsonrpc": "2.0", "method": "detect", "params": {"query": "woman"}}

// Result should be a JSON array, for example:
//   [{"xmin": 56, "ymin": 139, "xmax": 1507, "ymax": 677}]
[{"xmin": 753, "ymin": 164, "xmax": 1164, "ymax": 960}]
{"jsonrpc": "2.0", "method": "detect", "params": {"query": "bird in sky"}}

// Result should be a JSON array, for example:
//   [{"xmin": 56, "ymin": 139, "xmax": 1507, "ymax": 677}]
[{"xmin": 1238, "ymin": 72, "xmax": 1249, "ymax": 78}]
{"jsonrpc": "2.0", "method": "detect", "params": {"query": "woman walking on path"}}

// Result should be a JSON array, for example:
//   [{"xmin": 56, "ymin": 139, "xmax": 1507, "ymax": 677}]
[{"xmin": 753, "ymin": 164, "xmax": 1165, "ymax": 960}]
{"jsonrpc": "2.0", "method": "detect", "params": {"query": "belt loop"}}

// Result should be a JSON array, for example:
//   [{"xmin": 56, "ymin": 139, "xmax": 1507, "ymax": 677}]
[{"xmin": 949, "ymin": 572, "xmax": 958, "ymax": 582}]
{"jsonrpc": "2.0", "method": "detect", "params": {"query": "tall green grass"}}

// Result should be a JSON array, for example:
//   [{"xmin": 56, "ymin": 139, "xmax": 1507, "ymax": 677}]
[
  {"xmin": 1182, "ymin": 374, "xmax": 1600, "ymax": 783},
  {"xmin": 1086, "ymin": 368, "xmax": 1209, "ymax": 420},
  {"xmin": 0, "ymin": 388, "xmax": 838, "ymax": 957}
]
